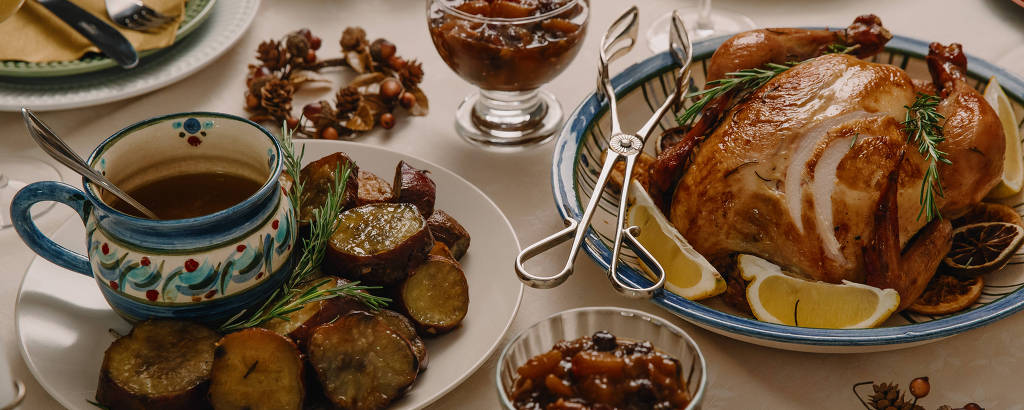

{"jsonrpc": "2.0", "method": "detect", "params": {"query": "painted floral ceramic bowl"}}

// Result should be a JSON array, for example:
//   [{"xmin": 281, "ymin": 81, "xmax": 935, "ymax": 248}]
[
  {"xmin": 12, "ymin": 112, "xmax": 296, "ymax": 323},
  {"xmin": 553, "ymin": 33, "xmax": 1024, "ymax": 352}
]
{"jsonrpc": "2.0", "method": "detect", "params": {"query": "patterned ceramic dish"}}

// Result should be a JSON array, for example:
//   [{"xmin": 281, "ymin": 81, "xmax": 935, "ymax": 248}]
[
  {"xmin": 552, "ymin": 32, "xmax": 1024, "ymax": 352},
  {"xmin": 0, "ymin": 0, "xmax": 258, "ymax": 111},
  {"xmin": 11, "ymin": 112, "xmax": 295, "ymax": 323},
  {"xmin": 0, "ymin": 0, "xmax": 216, "ymax": 78},
  {"xmin": 496, "ymin": 307, "xmax": 707, "ymax": 409}
]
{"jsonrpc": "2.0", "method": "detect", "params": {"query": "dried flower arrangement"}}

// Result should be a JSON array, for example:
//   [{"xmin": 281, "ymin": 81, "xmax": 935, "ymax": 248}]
[
  {"xmin": 244, "ymin": 27, "xmax": 428, "ymax": 139},
  {"xmin": 853, "ymin": 377, "xmax": 984, "ymax": 410}
]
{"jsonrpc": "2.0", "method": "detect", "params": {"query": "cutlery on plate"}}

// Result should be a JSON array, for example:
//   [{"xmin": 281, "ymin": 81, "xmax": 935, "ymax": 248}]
[
  {"xmin": 105, "ymin": 0, "xmax": 177, "ymax": 32},
  {"xmin": 34, "ymin": 0, "xmax": 139, "ymax": 68},
  {"xmin": 22, "ymin": 108, "xmax": 159, "ymax": 219}
]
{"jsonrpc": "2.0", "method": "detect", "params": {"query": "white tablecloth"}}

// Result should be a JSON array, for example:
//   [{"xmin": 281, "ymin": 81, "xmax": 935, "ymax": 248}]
[{"xmin": 1, "ymin": 1, "xmax": 1023, "ymax": 408}]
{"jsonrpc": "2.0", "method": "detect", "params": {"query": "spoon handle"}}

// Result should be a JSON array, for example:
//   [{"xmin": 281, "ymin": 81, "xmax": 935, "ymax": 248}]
[{"xmin": 21, "ymin": 108, "xmax": 160, "ymax": 220}]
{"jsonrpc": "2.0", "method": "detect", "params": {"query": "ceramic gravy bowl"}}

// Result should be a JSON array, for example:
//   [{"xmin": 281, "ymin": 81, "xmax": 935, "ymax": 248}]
[{"xmin": 11, "ymin": 112, "xmax": 297, "ymax": 323}]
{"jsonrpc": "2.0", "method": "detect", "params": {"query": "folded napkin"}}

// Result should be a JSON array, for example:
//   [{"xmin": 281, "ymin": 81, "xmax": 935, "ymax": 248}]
[{"xmin": 0, "ymin": 0, "xmax": 184, "ymax": 63}]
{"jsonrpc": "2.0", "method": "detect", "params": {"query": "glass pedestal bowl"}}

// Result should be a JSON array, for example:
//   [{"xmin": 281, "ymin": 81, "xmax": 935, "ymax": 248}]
[{"xmin": 427, "ymin": 0, "xmax": 589, "ymax": 149}]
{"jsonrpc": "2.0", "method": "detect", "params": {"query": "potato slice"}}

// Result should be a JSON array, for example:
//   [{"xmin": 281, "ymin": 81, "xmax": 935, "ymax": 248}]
[
  {"xmin": 427, "ymin": 210, "xmax": 471, "ymax": 260},
  {"xmin": 401, "ymin": 255, "xmax": 469, "ymax": 335},
  {"xmin": 300, "ymin": 152, "xmax": 360, "ymax": 224},
  {"xmin": 392, "ymin": 161, "xmax": 436, "ymax": 218},
  {"xmin": 357, "ymin": 170, "xmax": 394, "ymax": 206},
  {"xmin": 309, "ymin": 312, "xmax": 418, "ymax": 410},
  {"xmin": 96, "ymin": 320, "xmax": 219, "ymax": 410},
  {"xmin": 260, "ymin": 277, "xmax": 366, "ymax": 347},
  {"xmin": 326, "ymin": 203, "xmax": 433, "ymax": 286},
  {"xmin": 208, "ymin": 328, "xmax": 305, "ymax": 410},
  {"xmin": 377, "ymin": 309, "xmax": 429, "ymax": 371}
]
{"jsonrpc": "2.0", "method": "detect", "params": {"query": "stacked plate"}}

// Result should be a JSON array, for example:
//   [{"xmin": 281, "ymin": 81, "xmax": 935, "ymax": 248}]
[{"xmin": 0, "ymin": 0, "xmax": 259, "ymax": 111}]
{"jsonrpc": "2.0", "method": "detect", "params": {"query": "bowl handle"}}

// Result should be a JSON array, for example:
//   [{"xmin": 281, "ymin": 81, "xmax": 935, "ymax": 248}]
[{"xmin": 11, "ymin": 181, "xmax": 92, "ymax": 276}]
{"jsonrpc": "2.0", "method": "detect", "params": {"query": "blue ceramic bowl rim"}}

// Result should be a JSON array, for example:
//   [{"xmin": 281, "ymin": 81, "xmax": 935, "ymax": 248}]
[
  {"xmin": 552, "ymin": 32, "xmax": 1024, "ymax": 347},
  {"xmin": 494, "ymin": 306, "xmax": 708, "ymax": 409},
  {"xmin": 83, "ymin": 111, "xmax": 283, "ymax": 226}
]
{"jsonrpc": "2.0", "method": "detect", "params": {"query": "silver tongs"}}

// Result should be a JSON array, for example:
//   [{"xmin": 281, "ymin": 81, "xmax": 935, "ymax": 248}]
[{"xmin": 514, "ymin": 7, "xmax": 693, "ymax": 298}]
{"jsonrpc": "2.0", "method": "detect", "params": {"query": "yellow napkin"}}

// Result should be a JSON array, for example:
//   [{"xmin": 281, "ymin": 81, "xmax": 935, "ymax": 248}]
[{"xmin": 0, "ymin": 0, "xmax": 184, "ymax": 63}]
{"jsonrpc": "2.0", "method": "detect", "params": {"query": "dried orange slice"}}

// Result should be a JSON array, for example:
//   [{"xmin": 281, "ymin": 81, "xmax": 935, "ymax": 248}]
[
  {"xmin": 908, "ymin": 274, "xmax": 983, "ymax": 315},
  {"xmin": 943, "ymin": 222, "xmax": 1024, "ymax": 277},
  {"xmin": 952, "ymin": 202, "xmax": 1023, "ymax": 228}
]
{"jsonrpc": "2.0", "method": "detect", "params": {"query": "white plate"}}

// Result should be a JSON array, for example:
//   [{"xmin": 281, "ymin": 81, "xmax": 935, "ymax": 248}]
[
  {"xmin": 0, "ymin": 0, "xmax": 259, "ymax": 112},
  {"xmin": 16, "ymin": 139, "xmax": 524, "ymax": 409}
]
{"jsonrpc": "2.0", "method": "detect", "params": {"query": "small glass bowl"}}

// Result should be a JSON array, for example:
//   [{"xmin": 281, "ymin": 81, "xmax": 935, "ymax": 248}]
[
  {"xmin": 427, "ymin": 0, "xmax": 590, "ymax": 149},
  {"xmin": 495, "ymin": 307, "xmax": 708, "ymax": 409}
]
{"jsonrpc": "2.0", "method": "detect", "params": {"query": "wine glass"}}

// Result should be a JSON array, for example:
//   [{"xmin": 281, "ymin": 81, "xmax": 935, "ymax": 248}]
[
  {"xmin": 427, "ymin": 0, "xmax": 590, "ymax": 149},
  {"xmin": 646, "ymin": 0, "xmax": 755, "ymax": 53}
]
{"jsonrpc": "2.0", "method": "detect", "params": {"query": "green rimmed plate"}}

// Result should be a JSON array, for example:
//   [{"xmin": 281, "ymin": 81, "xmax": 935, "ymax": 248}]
[{"xmin": 0, "ymin": 0, "xmax": 215, "ymax": 78}]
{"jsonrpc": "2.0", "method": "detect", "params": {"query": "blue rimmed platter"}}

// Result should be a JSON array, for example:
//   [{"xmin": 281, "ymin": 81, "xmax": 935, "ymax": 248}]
[{"xmin": 553, "ymin": 32, "xmax": 1024, "ymax": 352}]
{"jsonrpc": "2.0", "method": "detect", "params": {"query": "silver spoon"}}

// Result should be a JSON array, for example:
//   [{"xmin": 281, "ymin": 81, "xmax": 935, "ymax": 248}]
[{"xmin": 21, "ymin": 108, "xmax": 159, "ymax": 219}]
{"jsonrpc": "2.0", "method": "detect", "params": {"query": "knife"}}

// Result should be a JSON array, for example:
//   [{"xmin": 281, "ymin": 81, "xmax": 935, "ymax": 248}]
[{"xmin": 34, "ymin": 0, "xmax": 139, "ymax": 68}]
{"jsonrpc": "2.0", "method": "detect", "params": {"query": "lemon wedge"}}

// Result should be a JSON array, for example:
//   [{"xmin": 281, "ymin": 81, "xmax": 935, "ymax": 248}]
[
  {"xmin": 984, "ymin": 76, "xmax": 1023, "ymax": 199},
  {"xmin": 626, "ymin": 180, "xmax": 726, "ymax": 300},
  {"xmin": 737, "ymin": 254, "xmax": 899, "ymax": 329}
]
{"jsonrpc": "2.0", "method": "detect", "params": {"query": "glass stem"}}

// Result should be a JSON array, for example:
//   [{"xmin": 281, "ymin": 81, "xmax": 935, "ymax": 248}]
[{"xmin": 697, "ymin": 0, "xmax": 714, "ymax": 32}]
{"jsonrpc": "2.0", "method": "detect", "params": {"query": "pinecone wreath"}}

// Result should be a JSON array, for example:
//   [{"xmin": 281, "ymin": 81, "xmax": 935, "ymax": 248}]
[{"xmin": 244, "ymin": 27, "xmax": 429, "ymax": 139}]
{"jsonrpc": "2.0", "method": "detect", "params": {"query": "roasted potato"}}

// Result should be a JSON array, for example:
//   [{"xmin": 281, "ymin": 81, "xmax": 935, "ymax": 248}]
[
  {"xmin": 260, "ymin": 276, "xmax": 366, "ymax": 347},
  {"xmin": 300, "ymin": 152, "xmax": 360, "ymax": 224},
  {"xmin": 401, "ymin": 255, "xmax": 469, "ymax": 335},
  {"xmin": 429, "ymin": 241, "xmax": 454, "ymax": 259},
  {"xmin": 308, "ymin": 312, "xmax": 419, "ymax": 410},
  {"xmin": 357, "ymin": 170, "xmax": 394, "ymax": 206},
  {"xmin": 392, "ymin": 161, "xmax": 436, "ymax": 218},
  {"xmin": 426, "ymin": 210, "xmax": 471, "ymax": 260},
  {"xmin": 325, "ymin": 203, "xmax": 433, "ymax": 286},
  {"xmin": 377, "ymin": 309, "xmax": 428, "ymax": 371},
  {"xmin": 96, "ymin": 320, "xmax": 219, "ymax": 410},
  {"xmin": 209, "ymin": 328, "xmax": 305, "ymax": 410}
]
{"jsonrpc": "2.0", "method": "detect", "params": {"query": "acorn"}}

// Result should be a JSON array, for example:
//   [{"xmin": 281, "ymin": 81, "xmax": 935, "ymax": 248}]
[
  {"xmin": 909, "ymin": 377, "xmax": 929, "ymax": 399},
  {"xmin": 399, "ymin": 92, "xmax": 416, "ymax": 110},
  {"xmin": 320, "ymin": 126, "xmax": 339, "ymax": 140},
  {"xmin": 380, "ymin": 113, "xmax": 396, "ymax": 129},
  {"xmin": 370, "ymin": 39, "xmax": 396, "ymax": 62},
  {"xmin": 380, "ymin": 78, "xmax": 403, "ymax": 100}
]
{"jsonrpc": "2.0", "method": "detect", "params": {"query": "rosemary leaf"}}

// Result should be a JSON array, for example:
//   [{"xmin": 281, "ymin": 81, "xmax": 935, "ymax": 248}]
[{"xmin": 902, "ymin": 93, "xmax": 947, "ymax": 222}]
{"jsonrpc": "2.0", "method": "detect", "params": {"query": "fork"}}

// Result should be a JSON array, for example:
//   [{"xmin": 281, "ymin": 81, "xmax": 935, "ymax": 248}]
[{"xmin": 105, "ymin": 0, "xmax": 177, "ymax": 32}]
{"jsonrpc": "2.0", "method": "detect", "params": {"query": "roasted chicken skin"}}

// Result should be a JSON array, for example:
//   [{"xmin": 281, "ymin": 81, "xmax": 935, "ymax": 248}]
[{"xmin": 655, "ymin": 19, "xmax": 1004, "ymax": 309}]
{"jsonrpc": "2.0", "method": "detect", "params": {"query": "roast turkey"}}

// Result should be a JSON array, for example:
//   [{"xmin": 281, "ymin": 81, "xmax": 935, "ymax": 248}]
[{"xmin": 651, "ymin": 15, "xmax": 1005, "ymax": 310}]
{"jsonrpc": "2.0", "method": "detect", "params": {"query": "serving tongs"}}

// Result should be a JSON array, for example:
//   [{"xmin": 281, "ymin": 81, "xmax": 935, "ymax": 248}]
[{"xmin": 514, "ymin": 7, "xmax": 693, "ymax": 298}]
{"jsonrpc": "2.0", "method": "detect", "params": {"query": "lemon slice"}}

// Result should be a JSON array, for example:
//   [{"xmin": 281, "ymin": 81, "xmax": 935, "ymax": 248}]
[
  {"xmin": 626, "ymin": 180, "xmax": 726, "ymax": 300},
  {"xmin": 737, "ymin": 254, "xmax": 899, "ymax": 329},
  {"xmin": 984, "ymin": 76, "xmax": 1023, "ymax": 199}
]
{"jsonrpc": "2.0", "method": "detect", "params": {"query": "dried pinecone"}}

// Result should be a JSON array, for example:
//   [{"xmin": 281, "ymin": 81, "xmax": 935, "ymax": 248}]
[
  {"xmin": 868, "ymin": 383, "xmax": 924, "ymax": 410},
  {"xmin": 335, "ymin": 86, "xmax": 361, "ymax": 114},
  {"xmin": 340, "ymin": 27, "xmax": 367, "ymax": 52},
  {"xmin": 398, "ymin": 59, "xmax": 424, "ymax": 88},
  {"xmin": 257, "ymin": 40, "xmax": 287, "ymax": 70},
  {"xmin": 259, "ymin": 79, "xmax": 294, "ymax": 119}
]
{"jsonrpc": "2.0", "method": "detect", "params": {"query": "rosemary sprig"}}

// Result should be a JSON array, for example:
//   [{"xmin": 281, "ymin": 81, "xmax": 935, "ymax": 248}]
[
  {"xmin": 219, "ymin": 125, "xmax": 389, "ymax": 332},
  {"xmin": 902, "ymin": 93, "xmax": 949, "ymax": 221},
  {"xmin": 675, "ymin": 62, "xmax": 795, "ymax": 126}
]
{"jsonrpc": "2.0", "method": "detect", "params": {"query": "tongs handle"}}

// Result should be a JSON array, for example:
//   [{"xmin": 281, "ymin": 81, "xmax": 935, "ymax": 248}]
[{"xmin": 598, "ymin": 6, "xmax": 639, "ymax": 136}]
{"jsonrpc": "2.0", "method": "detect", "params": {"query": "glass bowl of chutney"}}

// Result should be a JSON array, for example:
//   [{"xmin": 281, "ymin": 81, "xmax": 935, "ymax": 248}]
[
  {"xmin": 427, "ymin": 0, "xmax": 589, "ymax": 149},
  {"xmin": 496, "ymin": 307, "xmax": 708, "ymax": 409}
]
